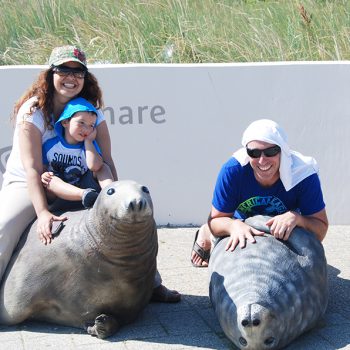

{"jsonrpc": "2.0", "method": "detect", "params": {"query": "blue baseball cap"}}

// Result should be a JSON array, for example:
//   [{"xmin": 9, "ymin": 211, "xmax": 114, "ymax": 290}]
[{"xmin": 56, "ymin": 97, "xmax": 97, "ymax": 125}]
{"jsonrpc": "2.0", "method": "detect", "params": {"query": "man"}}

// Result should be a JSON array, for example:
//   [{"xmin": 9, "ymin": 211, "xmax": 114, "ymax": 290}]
[{"xmin": 191, "ymin": 119, "xmax": 328, "ymax": 267}]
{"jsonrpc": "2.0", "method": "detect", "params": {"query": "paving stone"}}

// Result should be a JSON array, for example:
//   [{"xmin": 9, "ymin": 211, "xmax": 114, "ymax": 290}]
[{"xmin": 0, "ymin": 226, "xmax": 348, "ymax": 350}]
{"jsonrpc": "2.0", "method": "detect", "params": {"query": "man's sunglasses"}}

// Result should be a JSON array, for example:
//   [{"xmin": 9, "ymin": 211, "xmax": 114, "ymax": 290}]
[
  {"xmin": 52, "ymin": 66, "xmax": 87, "ymax": 79},
  {"xmin": 246, "ymin": 145, "xmax": 281, "ymax": 158}
]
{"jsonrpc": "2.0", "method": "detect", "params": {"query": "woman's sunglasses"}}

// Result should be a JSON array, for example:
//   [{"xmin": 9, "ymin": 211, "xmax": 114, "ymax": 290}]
[
  {"xmin": 52, "ymin": 66, "xmax": 87, "ymax": 79},
  {"xmin": 246, "ymin": 145, "xmax": 281, "ymax": 158}
]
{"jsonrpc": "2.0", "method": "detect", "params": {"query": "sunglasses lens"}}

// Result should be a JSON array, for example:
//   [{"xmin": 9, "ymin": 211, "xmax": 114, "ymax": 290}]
[
  {"xmin": 246, "ymin": 146, "xmax": 281, "ymax": 158},
  {"xmin": 264, "ymin": 146, "xmax": 281, "ymax": 157},
  {"xmin": 75, "ymin": 72, "xmax": 86, "ymax": 78},
  {"xmin": 246, "ymin": 148, "xmax": 261, "ymax": 158}
]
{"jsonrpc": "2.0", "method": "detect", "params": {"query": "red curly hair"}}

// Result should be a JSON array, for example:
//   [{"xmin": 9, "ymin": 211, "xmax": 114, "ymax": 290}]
[{"xmin": 13, "ymin": 68, "xmax": 104, "ymax": 130}]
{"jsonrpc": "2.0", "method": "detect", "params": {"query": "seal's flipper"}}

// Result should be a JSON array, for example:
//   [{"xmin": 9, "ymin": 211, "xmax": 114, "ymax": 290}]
[{"xmin": 86, "ymin": 314, "xmax": 120, "ymax": 339}]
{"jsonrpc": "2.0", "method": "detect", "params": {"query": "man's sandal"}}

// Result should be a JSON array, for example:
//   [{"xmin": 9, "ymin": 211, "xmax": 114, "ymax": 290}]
[{"xmin": 191, "ymin": 230, "xmax": 210, "ymax": 267}]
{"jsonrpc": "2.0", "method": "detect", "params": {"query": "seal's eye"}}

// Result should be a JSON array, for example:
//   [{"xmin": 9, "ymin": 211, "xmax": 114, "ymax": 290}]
[
  {"xmin": 141, "ymin": 186, "xmax": 149, "ymax": 194},
  {"xmin": 264, "ymin": 337, "xmax": 275, "ymax": 345},
  {"xmin": 107, "ymin": 188, "xmax": 115, "ymax": 195}
]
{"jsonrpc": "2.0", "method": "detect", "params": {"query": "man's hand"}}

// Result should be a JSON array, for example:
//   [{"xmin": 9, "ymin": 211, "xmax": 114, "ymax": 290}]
[
  {"xmin": 265, "ymin": 211, "xmax": 298, "ymax": 240},
  {"xmin": 225, "ymin": 219, "xmax": 265, "ymax": 251}
]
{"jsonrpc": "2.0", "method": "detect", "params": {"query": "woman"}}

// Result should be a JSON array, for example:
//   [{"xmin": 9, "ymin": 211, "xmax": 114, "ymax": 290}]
[
  {"xmin": 191, "ymin": 119, "xmax": 328, "ymax": 267},
  {"xmin": 0, "ymin": 46, "xmax": 180, "ymax": 303},
  {"xmin": 1, "ymin": 46, "xmax": 116, "ymax": 249}
]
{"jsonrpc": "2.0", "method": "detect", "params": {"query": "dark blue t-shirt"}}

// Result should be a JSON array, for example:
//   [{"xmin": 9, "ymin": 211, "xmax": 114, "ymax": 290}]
[{"xmin": 212, "ymin": 157, "xmax": 325, "ymax": 220}]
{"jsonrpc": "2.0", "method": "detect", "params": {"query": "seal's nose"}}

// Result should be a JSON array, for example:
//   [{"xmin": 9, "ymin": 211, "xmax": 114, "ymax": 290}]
[
  {"xmin": 128, "ymin": 198, "xmax": 147, "ymax": 212},
  {"xmin": 241, "ymin": 318, "xmax": 261, "ymax": 327}
]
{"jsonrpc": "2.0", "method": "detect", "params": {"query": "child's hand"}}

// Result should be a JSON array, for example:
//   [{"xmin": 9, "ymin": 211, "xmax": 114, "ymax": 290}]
[
  {"xmin": 41, "ymin": 172, "xmax": 54, "ymax": 187},
  {"xmin": 85, "ymin": 128, "xmax": 97, "ymax": 142}
]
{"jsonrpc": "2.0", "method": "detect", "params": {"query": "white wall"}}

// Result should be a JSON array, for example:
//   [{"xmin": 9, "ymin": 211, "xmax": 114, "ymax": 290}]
[{"xmin": 1, "ymin": 62, "xmax": 349, "ymax": 224}]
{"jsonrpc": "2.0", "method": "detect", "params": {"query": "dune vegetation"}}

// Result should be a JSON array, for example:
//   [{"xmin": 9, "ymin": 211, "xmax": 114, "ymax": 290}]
[{"xmin": 1, "ymin": 0, "xmax": 349, "ymax": 65}]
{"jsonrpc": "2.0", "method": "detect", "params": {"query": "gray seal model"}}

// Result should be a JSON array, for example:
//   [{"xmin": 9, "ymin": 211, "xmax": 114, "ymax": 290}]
[
  {"xmin": 0, "ymin": 180, "xmax": 158, "ymax": 339},
  {"xmin": 209, "ymin": 215, "xmax": 328, "ymax": 350}
]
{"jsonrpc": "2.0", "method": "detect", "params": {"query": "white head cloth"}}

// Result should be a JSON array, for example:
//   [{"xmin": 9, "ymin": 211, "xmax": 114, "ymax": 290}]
[{"xmin": 233, "ymin": 119, "xmax": 319, "ymax": 191}]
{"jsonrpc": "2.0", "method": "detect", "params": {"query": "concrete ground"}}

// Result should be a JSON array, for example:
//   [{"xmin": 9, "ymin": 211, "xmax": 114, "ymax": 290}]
[{"xmin": 0, "ymin": 225, "xmax": 349, "ymax": 350}]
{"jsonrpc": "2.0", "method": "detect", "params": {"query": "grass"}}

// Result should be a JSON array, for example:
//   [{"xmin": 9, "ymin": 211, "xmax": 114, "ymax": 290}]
[{"xmin": 1, "ymin": 0, "xmax": 350, "ymax": 65}]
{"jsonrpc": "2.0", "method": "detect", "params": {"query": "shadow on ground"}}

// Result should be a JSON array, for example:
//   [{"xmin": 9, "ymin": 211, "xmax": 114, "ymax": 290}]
[
  {"xmin": 0, "ymin": 266, "xmax": 349, "ymax": 350},
  {"xmin": 0, "ymin": 294, "xmax": 234, "ymax": 349}
]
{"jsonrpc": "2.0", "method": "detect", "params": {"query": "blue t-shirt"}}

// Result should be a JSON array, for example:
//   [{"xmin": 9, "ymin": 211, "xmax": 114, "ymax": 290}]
[{"xmin": 212, "ymin": 157, "xmax": 325, "ymax": 220}]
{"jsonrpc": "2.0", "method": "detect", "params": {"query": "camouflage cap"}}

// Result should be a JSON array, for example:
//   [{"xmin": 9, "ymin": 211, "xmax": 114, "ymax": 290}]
[{"xmin": 48, "ymin": 45, "xmax": 87, "ymax": 68}]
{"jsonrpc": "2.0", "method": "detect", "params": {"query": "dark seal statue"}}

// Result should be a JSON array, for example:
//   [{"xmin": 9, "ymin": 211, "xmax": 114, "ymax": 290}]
[
  {"xmin": 0, "ymin": 180, "xmax": 158, "ymax": 339},
  {"xmin": 209, "ymin": 215, "xmax": 328, "ymax": 350}
]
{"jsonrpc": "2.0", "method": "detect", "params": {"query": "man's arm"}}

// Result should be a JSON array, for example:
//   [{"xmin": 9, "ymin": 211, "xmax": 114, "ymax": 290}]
[{"xmin": 208, "ymin": 206, "xmax": 265, "ymax": 251}]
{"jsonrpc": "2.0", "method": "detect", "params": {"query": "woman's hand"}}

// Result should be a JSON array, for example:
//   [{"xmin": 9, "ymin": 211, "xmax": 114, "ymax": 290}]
[
  {"xmin": 225, "ymin": 219, "xmax": 265, "ymax": 251},
  {"xmin": 37, "ymin": 210, "xmax": 67, "ymax": 245},
  {"xmin": 265, "ymin": 211, "xmax": 298, "ymax": 240}
]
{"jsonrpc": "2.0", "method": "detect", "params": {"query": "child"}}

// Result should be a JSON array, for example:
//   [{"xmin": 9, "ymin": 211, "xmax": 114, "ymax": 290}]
[{"xmin": 41, "ymin": 97, "xmax": 113, "ymax": 208}]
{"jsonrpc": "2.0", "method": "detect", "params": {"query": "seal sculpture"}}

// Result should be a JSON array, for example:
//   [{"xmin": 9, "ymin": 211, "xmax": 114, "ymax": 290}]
[
  {"xmin": 0, "ymin": 180, "xmax": 158, "ymax": 339},
  {"xmin": 209, "ymin": 215, "xmax": 328, "ymax": 350}
]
